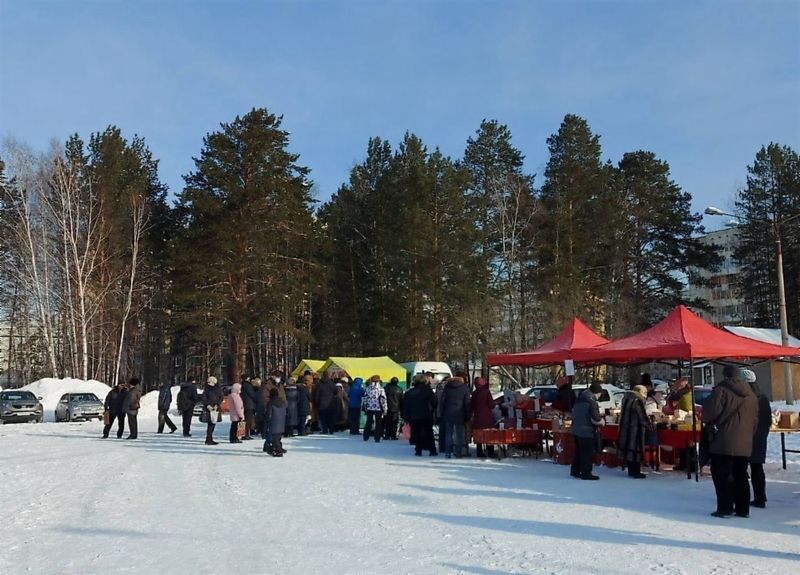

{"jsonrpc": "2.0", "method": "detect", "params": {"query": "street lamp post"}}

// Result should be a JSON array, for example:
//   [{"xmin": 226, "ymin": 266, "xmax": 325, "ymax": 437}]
[{"xmin": 705, "ymin": 206, "xmax": 798, "ymax": 404}]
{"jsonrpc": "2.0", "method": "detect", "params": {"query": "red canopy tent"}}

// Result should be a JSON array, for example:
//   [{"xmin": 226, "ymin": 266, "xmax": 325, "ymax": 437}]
[
  {"xmin": 575, "ymin": 305, "xmax": 800, "ymax": 365},
  {"xmin": 487, "ymin": 318, "xmax": 609, "ymax": 367},
  {"xmin": 569, "ymin": 305, "xmax": 800, "ymax": 482}
]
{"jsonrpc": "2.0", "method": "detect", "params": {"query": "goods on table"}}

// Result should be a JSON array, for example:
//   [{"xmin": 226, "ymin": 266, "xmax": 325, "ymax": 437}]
[{"xmin": 778, "ymin": 411, "xmax": 800, "ymax": 429}]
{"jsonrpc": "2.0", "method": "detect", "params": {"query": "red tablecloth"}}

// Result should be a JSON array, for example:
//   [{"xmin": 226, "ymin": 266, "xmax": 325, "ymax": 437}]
[{"xmin": 597, "ymin": 424, "xmax": 700, "ymax": 449}]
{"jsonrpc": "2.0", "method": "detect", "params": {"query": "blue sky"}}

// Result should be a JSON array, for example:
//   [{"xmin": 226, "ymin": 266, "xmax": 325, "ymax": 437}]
[{"xmin": 1, "ymin": 0, "xmax": 799, "ymax": 230}]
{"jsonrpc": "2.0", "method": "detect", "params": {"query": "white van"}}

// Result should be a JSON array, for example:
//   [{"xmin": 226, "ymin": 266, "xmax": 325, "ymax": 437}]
[{"xmin": 400, "ymin": 361, "xmax": 452, "ymax": 387}]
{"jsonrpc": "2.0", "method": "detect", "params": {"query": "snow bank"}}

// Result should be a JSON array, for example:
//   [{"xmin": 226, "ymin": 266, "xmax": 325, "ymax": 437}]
[
  {"xmin": 771, "ymin": 401, "xmax": 800, "ymax": 413},
  {"xmin": 21, "ymin": 378, "xmax": 111, "ymax": 422},
  {"xmin": 138, "ymin": 385, "xmax": 181, "ymax": 419}
]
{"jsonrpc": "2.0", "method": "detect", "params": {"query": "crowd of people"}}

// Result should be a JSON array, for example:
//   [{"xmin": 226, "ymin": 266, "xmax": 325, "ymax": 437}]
[{"xmin": 100, "ymin": 366, "xmax": 775, "ymax": 518}]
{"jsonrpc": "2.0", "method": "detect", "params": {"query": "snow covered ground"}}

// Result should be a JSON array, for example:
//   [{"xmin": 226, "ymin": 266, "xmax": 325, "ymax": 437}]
[{"xmin": 1, "ymin": 418, "xmax": 798, "ymax": 575}]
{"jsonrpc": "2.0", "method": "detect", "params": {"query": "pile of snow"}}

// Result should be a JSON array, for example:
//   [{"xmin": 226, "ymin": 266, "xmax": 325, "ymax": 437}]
[
  {"xmin": 138, "ymin": 385, "xmax": 181, "ymax": 419},
  {"xmin": 21, "ymin": 378, "xmax": 111, "ymax": 422}
]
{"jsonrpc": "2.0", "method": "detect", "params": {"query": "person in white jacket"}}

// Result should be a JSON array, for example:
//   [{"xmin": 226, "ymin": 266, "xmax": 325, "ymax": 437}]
[{"xmin": 361, "ymin": 375, "xmax": 387, "ymax": 443}]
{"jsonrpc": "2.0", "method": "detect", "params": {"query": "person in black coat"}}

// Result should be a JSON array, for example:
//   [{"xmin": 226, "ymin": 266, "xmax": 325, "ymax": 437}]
[
  {"xmin": 617, "ymin": 386, "xmax": 650, "ymax": 478},
  {"xmin": 742, "ymin": 370, "xmax": 771, "ymax": 508},
  {"xmin": 402, "ymin": 375, "xmax": 437, "ymax": 456},
  {"xmin": 702, "ymin": 366, "xmax": 758, "ymax": 518},
  {"xmin": 177, "ymin": 380, "xmax": 199, "ymax": 437},
  {"xmin": 296, "ymin": 375, "xmax": 311, "ymax": 435},
  {"xmin": 313, "ymin": 374, "xmax": 338, "ymax": 435},
  {"xmin": 203, "ymin": 376, "xmax": 223, "ymax": 445},
  {"xmin": 102, "ymin": 381, "xmax": 127, "ymax": 438},
  {"xmin": 383, "ymin": 377, "xmax": 404, "ymax": 440},
  {"xmin": 571, "ymin": 384, "xmax": 604, "ymax": 480},
  {"xmin": 553, "ymin": 376, "xmax": 576, "ymax": 413},
  {"xmin": 156, "ymin": 381, "xmax": 177, "ymax": 434},
  {"xmin": 240, "ymin": 376, "xmax": 258, "ymax": 440},
  {"xmin": 437, "ymin": 376, "xmax": 471, "ymax": 458}
]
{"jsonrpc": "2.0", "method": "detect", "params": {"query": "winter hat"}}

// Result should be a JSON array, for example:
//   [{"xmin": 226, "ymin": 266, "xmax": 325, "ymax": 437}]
[
  {"xmin": 722, "ymin": 365, "xmax": 737, "ymax": 379},
  {"xmin": 589, "ymin": 382, "xmax": 603, "ymax": 394},
  {"xmin": 206, "ymin": 376, "xmax": 218, "ymax": 386},
  {"xmin": 251, "ymin": 378, "xmax": 262, "ymax": 388},
  {"xmin": 232, "ymin": 383, "xmax": 241, "ymax": 394},
  {"xmin": 740, "ymin": 369, "xmax": 756, "ymax": 383}
]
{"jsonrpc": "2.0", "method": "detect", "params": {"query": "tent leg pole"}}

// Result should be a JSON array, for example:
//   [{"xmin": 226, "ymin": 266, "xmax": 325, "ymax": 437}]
[{"xmin": 690, "ymin": 358, "xmax": 699, "ymax": 482}]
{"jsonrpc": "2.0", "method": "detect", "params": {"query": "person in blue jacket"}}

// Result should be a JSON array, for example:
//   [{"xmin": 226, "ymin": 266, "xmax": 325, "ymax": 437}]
[{"xmin": 348, "ymin": 377, "xmax": 365, "ymax": 434}]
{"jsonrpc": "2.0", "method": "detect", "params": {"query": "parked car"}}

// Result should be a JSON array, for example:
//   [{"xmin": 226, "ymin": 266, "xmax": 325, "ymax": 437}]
[
  {"xmin": 528, "ymin": 383, "xmax": 624, "ymax": 411},
  {"xmin": 54, "ymin": 392, "xmax": 104, "ymax": 422},
  {"xmin": 0, "ymin": 390, "xmax": 44, "ymax": 424}
]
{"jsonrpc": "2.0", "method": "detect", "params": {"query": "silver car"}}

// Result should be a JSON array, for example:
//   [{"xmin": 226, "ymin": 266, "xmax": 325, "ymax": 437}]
[
  {"xmin": 54, "ymin": 392, "xmax": 104, "ymax": 422},
  {"xmin": 0, "ymin": 390, "xmax": 44, "ymax": 424}
]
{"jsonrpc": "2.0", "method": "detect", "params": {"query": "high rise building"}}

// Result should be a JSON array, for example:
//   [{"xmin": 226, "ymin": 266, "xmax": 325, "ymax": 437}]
[{"xmin": 686, "ymin": 226, "xmax": 754, "ymax": 326}]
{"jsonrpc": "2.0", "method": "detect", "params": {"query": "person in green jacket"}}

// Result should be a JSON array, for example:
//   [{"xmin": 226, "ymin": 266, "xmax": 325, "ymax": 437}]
[{"xmin": 667, "ymin": 378, "xmax": 693, "ymax": 413}]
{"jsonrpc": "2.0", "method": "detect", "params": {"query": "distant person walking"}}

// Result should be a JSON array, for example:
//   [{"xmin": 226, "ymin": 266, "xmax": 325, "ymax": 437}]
[
  {"xmin": 123, "ymin": 378, "xmax": 142, "ymax": 440},
  {"xmin": 102, "ymin": 380, "xmax": 127, "ymax": 439},
  {"xmin": 362, "ymin": 375, "xmax": 387, "ymax": 442},
  {"xmin": 156, "ymin": 381, "xmax": 177, "ymax": 434},
  {"xmin": 203, "ymin": 376, "xmax": 222, "ymax": 446},
  {"xmin": 571, "ymin": 382, "xmax": 604, "ymax": 480},
  {"xmin": 177, "ymin": 380, "xmax": 199, "ymax": 437},
  {"xmin": 702, "ymin": 366, "xmax": 758, "ymax": 518}
]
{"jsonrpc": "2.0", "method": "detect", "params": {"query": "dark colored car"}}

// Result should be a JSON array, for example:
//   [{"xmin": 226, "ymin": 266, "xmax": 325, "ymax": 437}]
[{"xmin": 0, "ymin": 390, "xmax": 44, "ymax": 424}]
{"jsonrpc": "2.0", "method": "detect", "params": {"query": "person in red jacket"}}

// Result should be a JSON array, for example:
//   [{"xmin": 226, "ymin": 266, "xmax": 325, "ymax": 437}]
[{"xmin": 471, "ymin": 377, "xmax": 496, "ymax": 458}]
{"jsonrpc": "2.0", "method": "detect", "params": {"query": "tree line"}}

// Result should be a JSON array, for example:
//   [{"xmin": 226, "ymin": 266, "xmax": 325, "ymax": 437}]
[{"xmin": 1, "ymin": 106, "xmax": 793, "ymax": 387}]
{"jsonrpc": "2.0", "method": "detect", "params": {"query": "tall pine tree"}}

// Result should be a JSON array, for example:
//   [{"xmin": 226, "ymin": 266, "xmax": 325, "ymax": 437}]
[
  {"xmin": 174, "ymin": 108, "xmax": 315, "ymax": 383},
  {"xmin": 734, "ymin": 143, "xmax": 800, "ymax": 333}
]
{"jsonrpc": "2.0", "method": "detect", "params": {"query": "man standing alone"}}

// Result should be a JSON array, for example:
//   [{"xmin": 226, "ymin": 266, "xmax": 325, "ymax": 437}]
[{"xmin": 702, "ymin": 366, "xmax": 758, "ymax": 518}]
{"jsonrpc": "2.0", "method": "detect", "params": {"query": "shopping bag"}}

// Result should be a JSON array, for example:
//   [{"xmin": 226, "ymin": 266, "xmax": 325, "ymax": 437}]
[
  {"xmin": 401, "ymin": 422, "xmax": 411, "ymax": 440},
  {"xmin": 237, "ymin": 420, "xmax": 246, "ymax": 439},
  {"xmin": 103, "ymin": 411, "xmax": 110, "ymax": 426}
]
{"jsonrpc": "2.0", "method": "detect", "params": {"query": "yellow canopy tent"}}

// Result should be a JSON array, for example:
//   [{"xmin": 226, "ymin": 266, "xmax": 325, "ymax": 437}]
[
  {"xmin": 318, "ymin": 356, "xmax": 407, "ymax": 387},
  {"xmin": 290, "ymin": 359, "xmax": 326, "ymax": 378}
]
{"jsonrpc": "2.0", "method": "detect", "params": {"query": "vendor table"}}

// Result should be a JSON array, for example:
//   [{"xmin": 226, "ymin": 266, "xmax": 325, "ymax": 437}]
[
  {"xmin": 596, "ymin": 425, "xmax": 700, "ymax": 478},
  {"xmin": 472, "ymin": 428, "xmax": 544, "ymax": 459},
  {"xmin": 772, "ymin": 428, "xmax": 800, "ymax": 470}
]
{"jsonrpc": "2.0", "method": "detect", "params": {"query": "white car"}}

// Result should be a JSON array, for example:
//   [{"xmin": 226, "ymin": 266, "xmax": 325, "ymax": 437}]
[{"xmin": 527, "ymin": 384, "xmax": 625, "ymax": 411}]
